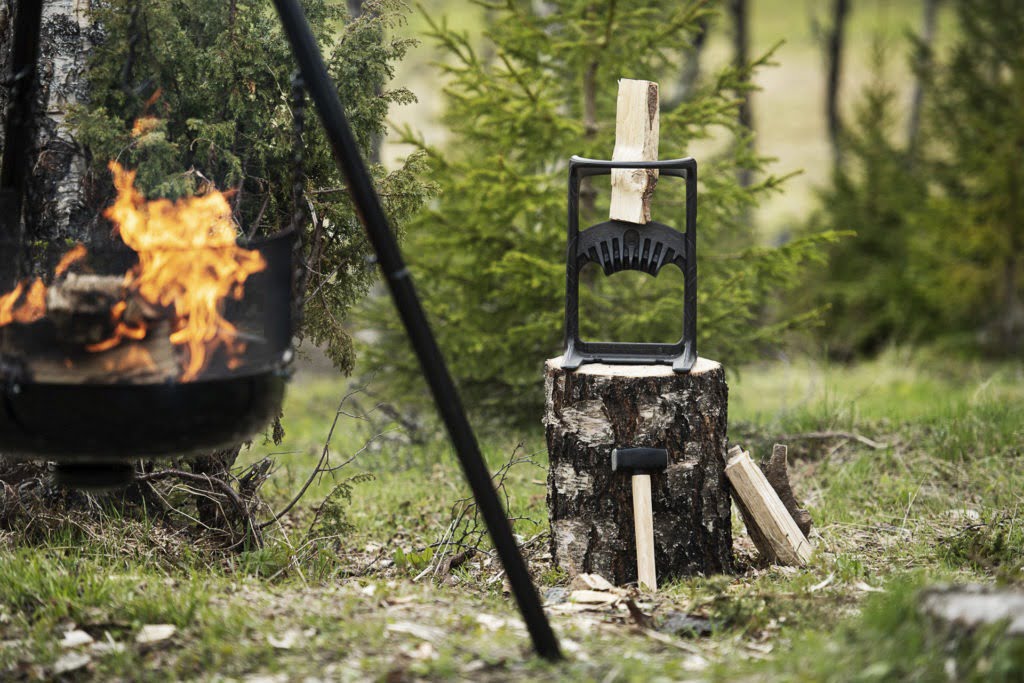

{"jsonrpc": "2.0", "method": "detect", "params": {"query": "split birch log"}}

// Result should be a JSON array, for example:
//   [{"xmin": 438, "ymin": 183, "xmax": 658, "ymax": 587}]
[
  {"xmin": 610, "ymin": 79, "xmax": 659, "ymax": 224},
  {"xmin": 725, "ymin": 447, "xmax": 812, "ymax": 566},
  {"xmin": 544, "ymin": 357, "xmax": 732, "ymax": 584}
]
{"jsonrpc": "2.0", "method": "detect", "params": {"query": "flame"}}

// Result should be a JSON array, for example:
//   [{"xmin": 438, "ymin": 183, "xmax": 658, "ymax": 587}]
[
  {"xmin": 54, "ymin": 243, "xmax": 87, "ymax": 276},
  {"xmin": 102, "ymin": 161, "xmax": 265, "ymax": 380},
  {"xmin": 0, "ymin": 157, "xmax": 266, "ymax": 383},
  {"xmin": 0, "ymin": 278, "xmax": 46, "ymax": 326}
]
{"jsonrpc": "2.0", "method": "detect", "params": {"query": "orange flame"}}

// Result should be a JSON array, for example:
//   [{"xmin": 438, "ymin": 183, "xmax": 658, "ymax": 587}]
[
  {"xmin": 103, "ymin": 161, "xmax": 266, "ymax": 380},
  {"xmin": 0, "ymin": 278, "xmax": 46, "ymax": 326},
  {"xmin": 0, "ymin": 157, "xmax": 265, "ymax": 382},
  {"xmin": 54, "ymin": 243, "xmax": 87, "ymax": 276}
]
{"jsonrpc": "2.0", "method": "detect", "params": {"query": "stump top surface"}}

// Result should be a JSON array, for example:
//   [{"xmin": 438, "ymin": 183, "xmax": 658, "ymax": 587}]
[{"xmin": 546, "ymin": 356, "xmax": 721, "ymax": 377}]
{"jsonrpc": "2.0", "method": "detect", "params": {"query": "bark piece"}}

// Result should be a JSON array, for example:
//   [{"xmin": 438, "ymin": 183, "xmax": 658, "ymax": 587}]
[
  {"xmin": 610, "ymin": 79, "xmax": 659, "ymax": 224},
  {"xmin": 544, "ymin": 357, "xmax": 732, "ymax": 584},
  {"xmin": 761, "ymin": 444, "xmax": 812, "ymax": 537},
  {"xmin": 725, "ymin": 448, "xmax": 811, "ymax": 566}
]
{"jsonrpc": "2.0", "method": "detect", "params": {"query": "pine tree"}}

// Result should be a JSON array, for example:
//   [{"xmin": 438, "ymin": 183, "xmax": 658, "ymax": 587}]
[
  {"xmin": 804, "ymin": 0, "xmax": 1024, "ymax": 356},
  {"xmin": 361, "ymin": 0, "xmax": 836, "ymax": 419},
  {"xmin": 920, "ymin": 0, "xmax": 1024, "ymax": 352},
  {"xmin": 798, "ymin": 54, "xmax": 934, "ymax": 357}
]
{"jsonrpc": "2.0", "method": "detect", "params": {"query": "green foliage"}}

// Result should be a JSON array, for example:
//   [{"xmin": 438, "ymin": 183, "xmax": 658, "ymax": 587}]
[
  {"xmin": 940, "ymin": 512, "xmax": 1024, "ymax": 581},
  {"xmin": 805, "ymin": 0, "xmax": 1024, "ymax": 356},
  {"xmin": 798, "ymin": 59, "xmax": 935, "ymax": 356},
  {"xmin": 312, "ymin": 471, "xmax": 376, "ymax": 538},
  {"xmin": 361, "ymin": 0, "xmax": 836, "ymax": 418},
  {"xmin": 72, "ymin": 0, "xmax": 432, "ymax": 374}
]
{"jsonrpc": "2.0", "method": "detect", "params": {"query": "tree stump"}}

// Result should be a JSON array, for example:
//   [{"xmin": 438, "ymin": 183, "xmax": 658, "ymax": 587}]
[{"xmin": 544, "ymin": 357, "xmax": 732, "ymax": 584}]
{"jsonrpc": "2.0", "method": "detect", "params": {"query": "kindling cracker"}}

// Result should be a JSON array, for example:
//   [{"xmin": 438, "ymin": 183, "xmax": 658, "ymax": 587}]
[{"xmin": 561, "ymin": 157, "xmax": 697, "ymax": 373}]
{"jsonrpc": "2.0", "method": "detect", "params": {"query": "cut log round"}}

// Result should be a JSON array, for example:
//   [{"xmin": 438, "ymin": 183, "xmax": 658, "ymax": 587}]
[{"xmin": 544, "ymin": 357, "xmax": 732, "ymax": 584}]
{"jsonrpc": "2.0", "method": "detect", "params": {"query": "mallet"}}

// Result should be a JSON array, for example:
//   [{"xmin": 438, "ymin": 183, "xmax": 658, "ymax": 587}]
[{"xmin": 611, "ymin": 447, "xmax": 668, "ymax": 591}]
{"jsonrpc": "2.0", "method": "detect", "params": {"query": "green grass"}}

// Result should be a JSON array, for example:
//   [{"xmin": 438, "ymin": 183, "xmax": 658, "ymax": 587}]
[{"xmin": 2, "ymin": 349, "xmax": 1023, "ymax": 679}]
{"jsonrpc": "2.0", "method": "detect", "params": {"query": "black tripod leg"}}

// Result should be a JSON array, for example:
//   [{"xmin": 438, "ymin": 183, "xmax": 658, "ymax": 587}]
[{"xmin": 270, "ymin": 0, "xmax": 561, "ymax": 662}]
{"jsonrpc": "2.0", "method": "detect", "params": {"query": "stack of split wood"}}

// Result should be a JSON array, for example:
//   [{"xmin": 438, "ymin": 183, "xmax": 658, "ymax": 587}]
[{"xmin": 724, "ymin": 444, "xmax": 813, "ymax": 566}]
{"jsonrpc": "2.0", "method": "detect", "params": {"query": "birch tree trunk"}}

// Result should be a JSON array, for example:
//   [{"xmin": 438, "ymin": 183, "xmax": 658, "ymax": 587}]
[
  {"xmin": 0, "ymin": 0, "xmax": 96, "ymax": 492},
  {"xmin": 25, "ymin": 0, "xmax": 95, "ymax": 241}
]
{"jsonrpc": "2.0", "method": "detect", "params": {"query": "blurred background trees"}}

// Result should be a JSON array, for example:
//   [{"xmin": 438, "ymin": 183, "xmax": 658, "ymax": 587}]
[
  {"xmin": 805, "ymin": 0, "xmax": 1024, "ymax": 357},
  {"xmin": 360, "ymin": 0, "xmax": 837, "ymax": 420}
]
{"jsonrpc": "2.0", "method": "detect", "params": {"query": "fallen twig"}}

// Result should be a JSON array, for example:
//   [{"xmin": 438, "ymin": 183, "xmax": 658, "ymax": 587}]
[{"xmin": 777, "ymin": 430, "xmax": 888, "ymax": 450}]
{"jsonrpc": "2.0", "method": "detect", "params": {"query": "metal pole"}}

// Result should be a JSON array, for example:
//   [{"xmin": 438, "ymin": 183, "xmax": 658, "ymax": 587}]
[{"xmin": 270, "ymin": 0, "xmax": 561, "ymax": 661}]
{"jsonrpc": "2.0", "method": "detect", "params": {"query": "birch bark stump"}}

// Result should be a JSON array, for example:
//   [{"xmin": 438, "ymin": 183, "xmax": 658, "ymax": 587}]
[{"xmin": 544, "ymin": 357, "xmax": 732, "ymax": 584}]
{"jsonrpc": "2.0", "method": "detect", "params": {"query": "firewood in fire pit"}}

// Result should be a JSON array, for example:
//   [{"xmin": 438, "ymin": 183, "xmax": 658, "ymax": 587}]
[
  {"xmin": 20, "ymin": 320, "xmax": 180, "ymax": 384},
  {"xmin": 46, "ymin": 274, "xmax": 126, "ymax": 346}
]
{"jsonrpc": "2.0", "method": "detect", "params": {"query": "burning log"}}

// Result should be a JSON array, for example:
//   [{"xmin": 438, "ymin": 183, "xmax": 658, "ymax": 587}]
[
  {"xmin": 45, "ymin": 273, "xmax": 125, "ymax": 346},
  {"xmin": 0, "ymin": 274, "xmax": 178, "ymax": 384}
]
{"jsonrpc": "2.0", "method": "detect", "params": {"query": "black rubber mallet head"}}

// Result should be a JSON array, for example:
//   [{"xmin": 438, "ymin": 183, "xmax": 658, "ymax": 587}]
[
  {"xmin": 611, "ymin": 447, "xmax": 668, "ymax": 590},
  {"xmin": 612, "ymin": 447, "xmax": 668, "ymax": 474}
]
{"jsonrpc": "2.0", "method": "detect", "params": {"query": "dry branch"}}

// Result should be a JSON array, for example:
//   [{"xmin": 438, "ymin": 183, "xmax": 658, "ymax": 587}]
[{"xmin": 777, "ymin": 430, "xmax": 888, "ymax": 450}]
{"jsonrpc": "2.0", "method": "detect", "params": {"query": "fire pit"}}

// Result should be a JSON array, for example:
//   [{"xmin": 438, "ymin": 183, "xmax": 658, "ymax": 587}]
[
  {"xmin": 0, "ymin": 169, "xmax": 293, "ymax": 461},
  {"xmin": 0, "ymin": 6, "xmax": 293, "ymax": 468},
  {"xmin": 0, "ymin": 232, "xmax": 292, "ymax": 461}
]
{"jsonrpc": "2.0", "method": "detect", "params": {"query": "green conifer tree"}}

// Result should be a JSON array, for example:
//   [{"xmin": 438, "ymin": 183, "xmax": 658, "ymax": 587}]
[
  {"xmin": 804, "ymin": 0, "xmax": 1024, "ymax": 356},
  {"xmin": 72, "ymin": 0, "xmax": 431, "ymax": 373},
  {"xmin": 361, "ymin": 0, "xmax": 835, "ymax": 419},
  {"xmin": 920, "ymin": 0, "xmax": 1024, "ymax": 352}
]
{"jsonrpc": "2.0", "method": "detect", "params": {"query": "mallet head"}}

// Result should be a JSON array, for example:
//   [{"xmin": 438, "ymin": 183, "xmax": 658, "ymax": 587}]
[{"xmin": 611, "ymin": 447, "xmax": 668, "ymax": 474}]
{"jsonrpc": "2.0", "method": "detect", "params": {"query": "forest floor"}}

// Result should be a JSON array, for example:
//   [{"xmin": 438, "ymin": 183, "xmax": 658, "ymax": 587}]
[{"xmin": 1, "ymin": 348, "xmax": 1023, "ymax": 681}]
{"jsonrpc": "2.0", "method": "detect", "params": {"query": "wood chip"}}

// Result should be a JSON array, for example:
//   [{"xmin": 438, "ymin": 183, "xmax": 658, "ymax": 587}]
[
  {"xmin": 386, "ymin": 621, "xmax": 444, "ymax": 643},
  {"xmin": 53, "ymin": 651, "xmax": 91, "ymax": 674},
  {"xmin": 60, "ymin": 629, "xmax": 94, "ymax": 648},
  {"xmin": 853, "ymin": 581, "xmax": 884, "ymax": 593},
  {"xmin": 570, "ymin": 573, "xmax": 616, "ymax": 592},
  {"xmin": 135, "ymin": 624, "xmax": 176, "ymax": 644},
  {"xmin": 569, "ymin": 589, "xmax": 621, "ymax": 605}
]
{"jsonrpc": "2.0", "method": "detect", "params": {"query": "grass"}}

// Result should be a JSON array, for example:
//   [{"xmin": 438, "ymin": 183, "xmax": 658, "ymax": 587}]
[{"xmin": 1, "ymin": 349, "xmax": 1022, "ymax": 679}]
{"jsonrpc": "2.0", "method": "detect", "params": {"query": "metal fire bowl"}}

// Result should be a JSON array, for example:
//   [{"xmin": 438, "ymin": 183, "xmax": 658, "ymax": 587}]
[
  {"xmin": 0, "ymin": 230, "xmax": 294, "ymax": 465},
  {"xmin": 0, "ymin": 370, "xmax": 285, "ymax": 461}
]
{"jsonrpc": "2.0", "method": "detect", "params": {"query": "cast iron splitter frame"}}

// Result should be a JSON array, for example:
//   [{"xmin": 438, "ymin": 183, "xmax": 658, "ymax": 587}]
[{"xmin": 562, "ymin": 156, "xmax": 697, "ymax": 373}]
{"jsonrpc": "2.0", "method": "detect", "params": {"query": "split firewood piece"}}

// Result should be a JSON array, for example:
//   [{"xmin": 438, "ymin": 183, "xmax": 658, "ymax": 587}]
[
  {"xmin": 46, "ymin": 274, "xmax": 126, "ymax": 346},
  {"xmin": 725, "ymin": 447, "xmax": 812, "ymax": 566},
  {"xmin": 725, "ymin": 444, "xmax": 813, "ymax": 561},
  {"xmin": 726, "ymin": 445, "xmax": 775, "ymax": 562},
  {"xmin": 610, "ymin": 78, "xmax": 659, "ymax": 224},
  {"xmin": 761, "ymin": 444, "xmax": 813, "ymax": 537}
]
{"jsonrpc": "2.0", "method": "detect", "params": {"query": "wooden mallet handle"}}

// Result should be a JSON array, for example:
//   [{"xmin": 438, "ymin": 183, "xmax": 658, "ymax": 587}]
[{"xmin": 631, "ymin": 473, "xmax": 657, "ymax": 590}]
